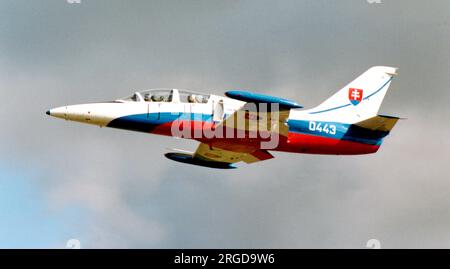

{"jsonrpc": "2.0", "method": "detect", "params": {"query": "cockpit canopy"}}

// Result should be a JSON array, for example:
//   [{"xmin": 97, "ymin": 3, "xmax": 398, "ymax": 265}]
[{"xmin": 118, "ymin": 88, "xmax": 210, "ymax": 104}]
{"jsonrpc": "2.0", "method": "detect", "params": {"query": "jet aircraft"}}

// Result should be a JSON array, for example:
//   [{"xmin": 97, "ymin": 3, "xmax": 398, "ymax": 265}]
[{"xmin": 47, "ymin": 66, "xmax": 400, "ymax": 169}]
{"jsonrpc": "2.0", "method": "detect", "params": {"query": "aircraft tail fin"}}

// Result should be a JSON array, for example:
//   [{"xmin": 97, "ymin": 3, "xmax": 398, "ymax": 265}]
[{"xmin": 310, "ymin": 66, "xmax": 398, "ymax": 123}]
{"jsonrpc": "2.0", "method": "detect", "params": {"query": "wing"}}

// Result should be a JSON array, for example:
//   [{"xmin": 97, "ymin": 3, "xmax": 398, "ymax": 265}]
[
  {"xmin": 216, "ymin": 103, "xmax": 291, "ymax": 138},
  {"xmin": 194, "ymin": 142, "xmax": 274, "ymax": 164},
  {"xmin": 216, "ymin": 90, "xmax": 302, "ymax": 140},
  {"xmin": 165, "ymin": 144, "xmax": 274, "ymax": 169},
  {"xmin": 165, "ymin": 91, "xmax": 302, "ymax": 168}
]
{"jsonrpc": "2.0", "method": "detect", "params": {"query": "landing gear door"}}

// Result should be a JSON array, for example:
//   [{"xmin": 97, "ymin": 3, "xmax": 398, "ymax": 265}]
[{"xmin": 213, "ymin": 100, "xmax": 224, "ymax": 122}]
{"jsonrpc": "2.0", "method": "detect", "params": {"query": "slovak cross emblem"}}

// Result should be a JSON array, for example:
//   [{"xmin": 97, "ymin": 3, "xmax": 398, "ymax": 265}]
[{"xmin": 348, "ymin": 88, "xmax": 363, "ymax": 106}]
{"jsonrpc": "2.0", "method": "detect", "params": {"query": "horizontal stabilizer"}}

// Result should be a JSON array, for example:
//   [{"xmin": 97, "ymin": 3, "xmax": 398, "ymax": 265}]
[
  {"xmin": 355, "ymin": 115, "xmax": 400, "ymax": 132},
  {"xmin": 225, "ymin": 90, "xmax": 303, "ymax": 109}
]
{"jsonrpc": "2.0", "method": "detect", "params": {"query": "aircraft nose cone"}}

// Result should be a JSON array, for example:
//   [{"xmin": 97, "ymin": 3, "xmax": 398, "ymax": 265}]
[{"xmin": 47, "ymin": 106, "xmax": 67, "ymax": 120}]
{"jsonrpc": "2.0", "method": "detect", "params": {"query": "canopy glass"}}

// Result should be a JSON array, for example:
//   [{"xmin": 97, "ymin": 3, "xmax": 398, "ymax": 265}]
[{"xmin": 118, "ymin": 88, "xmax": 210, "ymax": 104}]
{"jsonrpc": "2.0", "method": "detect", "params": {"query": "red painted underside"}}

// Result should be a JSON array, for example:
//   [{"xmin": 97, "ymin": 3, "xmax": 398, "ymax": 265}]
[
  {"xmin": 150, "ymin": 121, "xmax": 380, "ymax": 155},
  {"xmin": 277, "ymin": 132, "xmax": 380, "ymax": 155}
]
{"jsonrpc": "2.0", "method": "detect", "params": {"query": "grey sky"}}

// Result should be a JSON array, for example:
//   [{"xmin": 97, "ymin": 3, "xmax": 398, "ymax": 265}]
[{"xmin": 0, "ymin": 0, "xmax": 449, "ymax": 248}]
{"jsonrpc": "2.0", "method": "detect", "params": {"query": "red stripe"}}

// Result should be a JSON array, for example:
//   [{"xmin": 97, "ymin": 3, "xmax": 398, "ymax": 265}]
[
  {"xmin": 276, "ymin": 132, "xmax": 380, "ymax": 155},
  {"xmin": 149, "ymin": 121, "xmax": 380, "ymax": 155}
]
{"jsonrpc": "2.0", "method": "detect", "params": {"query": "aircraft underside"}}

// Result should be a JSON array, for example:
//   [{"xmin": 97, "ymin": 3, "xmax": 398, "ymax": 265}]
[{"xmin": 106, "ymin": 112, "xmax": 383, "ymax": 156}]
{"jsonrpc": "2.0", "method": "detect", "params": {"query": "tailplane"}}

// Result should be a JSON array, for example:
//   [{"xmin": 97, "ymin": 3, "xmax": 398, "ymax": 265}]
[
  {"xmin": 344, "ymin": 115, "xmax": 401, "ymax": 147},
  {"xmin": 354, "ymin": 115, "xmax": 400, "ymax": 132}
]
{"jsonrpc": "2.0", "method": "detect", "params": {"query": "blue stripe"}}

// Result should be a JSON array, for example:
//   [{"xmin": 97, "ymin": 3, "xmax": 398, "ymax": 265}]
[
  {"xmin": 309, "ymin": 77, "xmax": 393, "ymax": 114},
  {"xmin": 107, "ymin": 112, "xmax": 216, "ymax": 133},
  {"xmin": 363, "ymin": 77, "xmax": 393, "ymax": 100},
  {"xmin": 107, "ymin": 113, "xmax": 388, "ymax": 146},
  {"xmin": 287, "ymin": 119, "xmax": 387, "ymax": 145},
  {"xmin": 309, "ymin": 103, "xmax": 351, "ymax": 114}
]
